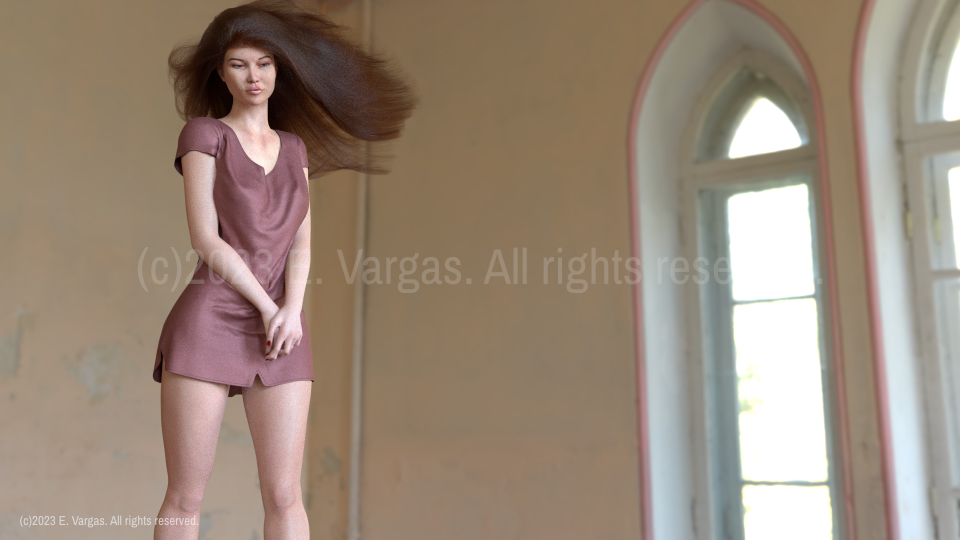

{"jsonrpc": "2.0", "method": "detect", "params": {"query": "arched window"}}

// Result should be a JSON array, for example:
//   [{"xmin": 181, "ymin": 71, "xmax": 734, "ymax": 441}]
[
  {"xmin": 900, "ymin": 0, "xmax": 960, "ymax": 537},
  {"xmin": 922, "ymin": 0, "xmax": 960, "ymax": 123},
  {"xmin": 680, "ymin": 48, "xmax": 840, "ymax": 540},
  {"xmin": 695, "ymin": 66, "xmax": 809, "ymax": 161}
]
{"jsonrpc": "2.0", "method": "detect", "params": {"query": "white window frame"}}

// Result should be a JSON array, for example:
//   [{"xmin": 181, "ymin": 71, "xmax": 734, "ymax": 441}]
[
  {"xmin": 900, "ymin": 0, "xmax": 960, "ymax": 538},
  {"xmin": 679, "ymin": 47, "xmax": 845, "ymax": 540}
]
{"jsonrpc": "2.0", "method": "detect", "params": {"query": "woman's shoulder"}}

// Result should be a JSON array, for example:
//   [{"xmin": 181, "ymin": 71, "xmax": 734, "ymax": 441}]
[
  {"xmin": 174, "ymin": 117, "xmax": 225, "ymax": 175},
  {"xmin": 279, "ymin": 130, "xmax": 309, "ymax": 170},
  {"xmin": 178, "ymin": 116, "xmax": 225, "ymax": 141},
  {"xmin": 182, "ymin": 116, "xmax": 224, "ymax": 134},
  {"xmin": 275, "ymin": 127, "xmax": 300, "ymax": 141}
]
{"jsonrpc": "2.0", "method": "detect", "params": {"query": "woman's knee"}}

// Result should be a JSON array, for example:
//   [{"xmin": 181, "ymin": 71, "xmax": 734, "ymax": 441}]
[
  {"xmin": 262, "ymin": 483, "xmax": 302, "ymax": 513},
  {"xmin": 164, "ymin": 487, "xmax": 206, "ymax": 515}
]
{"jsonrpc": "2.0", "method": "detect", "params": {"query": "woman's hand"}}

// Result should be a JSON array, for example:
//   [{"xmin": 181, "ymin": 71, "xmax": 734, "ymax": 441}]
[
  {"xmin": 263, "ymin": 304, "xmax": 303, "ymax": 360},
  {"xmin": 260, "ymin": 303, "xmax": 279, "ymax": 357}
]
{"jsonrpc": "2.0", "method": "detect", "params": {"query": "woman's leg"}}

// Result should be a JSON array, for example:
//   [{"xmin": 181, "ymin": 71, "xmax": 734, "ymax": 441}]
[
  {"xmin": 242, "ymin": 375, "xmax": 312, "ymax": 540},
  {"xmin": 154, "ymin": 362, "xmax": 229, "ymax": 540}
]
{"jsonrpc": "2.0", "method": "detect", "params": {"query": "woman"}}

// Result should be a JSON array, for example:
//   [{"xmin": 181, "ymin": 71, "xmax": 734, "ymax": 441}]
[{"xmin": 152, "ymin": 1, "xmax": 416, "ymax": 538}]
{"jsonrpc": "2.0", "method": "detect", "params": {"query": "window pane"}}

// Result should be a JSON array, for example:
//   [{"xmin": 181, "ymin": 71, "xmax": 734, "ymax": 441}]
[
  {"xmin": 949, "ymin": 167, "xmax": 960, "ymax": 265},
  {"xmin": 743, "ymin": 485, "xmax": 832, "ymax": 540},
  {"xmin": 948, "ymin": 167, "xmax": 960, "ymax": 261},
  {"xmin": 933, "ymin": 278, "xmax": 960, "ymax": 487},
  {"xmin": 728, "ymin": 97, "xmax": 803, "ymax": 159},
  {"xmin": 943, "ymin": 38, "xmax": 960, "ymax": 121},
  {"xmin": 735, "ymin": 298, "xmax": 829, "ymax": 482},
  {"xmin": 727, "ymin": 184, "xmax": 816, "ymax": 301},
  {"xmin": 926, "ymin": 155, "xmax": 960, "ymax": 270}
]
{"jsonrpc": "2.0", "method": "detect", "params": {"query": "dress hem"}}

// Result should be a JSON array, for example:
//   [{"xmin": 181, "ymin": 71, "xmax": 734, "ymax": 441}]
[{"xmin": 155, "ymin": 351, "xmax": 313, "ymax": 397}]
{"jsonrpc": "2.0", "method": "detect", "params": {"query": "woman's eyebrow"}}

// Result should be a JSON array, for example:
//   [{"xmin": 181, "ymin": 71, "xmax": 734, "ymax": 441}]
[{"xmin": 228, "ymin": 56, "xmax": 273, "ymax": 62}]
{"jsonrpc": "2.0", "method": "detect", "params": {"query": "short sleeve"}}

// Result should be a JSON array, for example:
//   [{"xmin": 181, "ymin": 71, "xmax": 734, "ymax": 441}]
[
  {"xmin": 297, "ymin": 135, "xmax": 309, "ymax": 170},
  {"xmin": 174, "ymin": 117, "xmax": 222, "ymax": 176}
]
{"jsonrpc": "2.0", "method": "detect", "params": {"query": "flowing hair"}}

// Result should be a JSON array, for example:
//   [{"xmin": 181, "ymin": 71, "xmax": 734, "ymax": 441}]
[{"xmin": 168, "ymin": 0, "xmax": 418, "ymax": 177}]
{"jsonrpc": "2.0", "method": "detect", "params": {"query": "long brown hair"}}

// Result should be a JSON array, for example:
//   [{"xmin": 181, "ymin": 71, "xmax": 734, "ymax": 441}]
[{"xmin": 168, "ymin": 0, "xmax": 418, "ymax": 177}]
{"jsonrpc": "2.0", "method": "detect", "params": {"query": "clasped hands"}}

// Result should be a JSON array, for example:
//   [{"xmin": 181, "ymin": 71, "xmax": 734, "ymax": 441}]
[{"xmin": 260, "ymin": 302, "xmax": 303, "ymax": 361}]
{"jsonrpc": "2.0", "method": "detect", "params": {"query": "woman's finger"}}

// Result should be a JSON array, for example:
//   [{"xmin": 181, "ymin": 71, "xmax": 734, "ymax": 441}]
[
  {"xmin": 266, "ymin": 319, "xmax": 281, "ymax": 351},
  {"xmin": 276, "ymin": 327, "xmax": 300, "ymax": 357},
  {"xmin": 267, "ymin": 329, "xmax": 285, "ymax": 359}
]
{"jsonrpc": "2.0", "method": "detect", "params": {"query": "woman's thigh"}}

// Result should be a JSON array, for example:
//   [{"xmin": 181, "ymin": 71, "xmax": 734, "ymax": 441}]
[
  {"xmin": 241, "ymin": 376, "xmax": 312, "ymax": 502},
  {"xmin": 160, "ymin": 364, "xmax": 230, "ymax": 499}
]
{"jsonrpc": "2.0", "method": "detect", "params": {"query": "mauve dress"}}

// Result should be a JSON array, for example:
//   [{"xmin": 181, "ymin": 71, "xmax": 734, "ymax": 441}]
[{"xmin": 153, "ymin": 116, "xmax": 314, "ymax": 397}]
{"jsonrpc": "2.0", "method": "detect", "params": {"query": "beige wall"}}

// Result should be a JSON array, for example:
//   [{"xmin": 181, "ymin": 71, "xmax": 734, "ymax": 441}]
[{"xmin": 0, "ymin": 0, "xmax": 889, "ymax": 539}]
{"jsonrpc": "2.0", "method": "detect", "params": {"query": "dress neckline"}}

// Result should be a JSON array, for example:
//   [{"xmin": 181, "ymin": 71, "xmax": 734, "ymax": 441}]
[{"xmin": 214, "ymin": 118, "xmax": 283, "ymax": 177}]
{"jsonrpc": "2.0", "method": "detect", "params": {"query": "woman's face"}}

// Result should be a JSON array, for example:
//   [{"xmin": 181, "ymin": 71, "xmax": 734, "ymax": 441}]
[{"xmin": 218, "ymin": 45, "xmax": 277, "ymax": 105}]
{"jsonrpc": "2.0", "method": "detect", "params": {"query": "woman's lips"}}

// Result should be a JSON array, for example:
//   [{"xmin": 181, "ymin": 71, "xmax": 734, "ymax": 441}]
[{"xmin": 247, "ymin": 88, "xmax": 262, "ymax": 94}]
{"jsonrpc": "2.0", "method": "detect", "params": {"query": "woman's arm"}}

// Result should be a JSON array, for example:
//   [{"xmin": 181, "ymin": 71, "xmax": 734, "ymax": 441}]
[
  {"xmin": 181, "ymin": 150, "xmax": 278, "ymax": 315},
  {"xmin": 283, "ymin": 167, "xmax": 311, "ymax": 314},
  {"xmin": 264, "ymin": 167, "xmax": 311, "ymax": 359}
]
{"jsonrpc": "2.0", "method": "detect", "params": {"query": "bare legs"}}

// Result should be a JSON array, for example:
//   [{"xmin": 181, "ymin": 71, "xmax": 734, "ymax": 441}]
[
  {"xmin": 153, "ymin": 361, "xmax": 311, "ymax": 540},
  {"xmin": 243, "ymin": 375, "xmax": 311, "ymax": 540},
  {"xmin": 154, "ymin": 363, "xmax": 229, "ymax": 540}
]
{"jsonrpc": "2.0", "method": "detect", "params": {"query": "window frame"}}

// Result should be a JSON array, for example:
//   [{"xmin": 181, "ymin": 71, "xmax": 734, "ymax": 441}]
[
  {"xmin": 902, "ymin": 133, "xmax": 960, "ymax": 540},
  {"xmin": 900, "ymin": 0, "xmax": 960, "ymax": 537},
  {"xmin": 920, "ymin": 0, "xmax": 960, "ymax": 123},
  {"xmin": 679, "ymin": 47, "xmax": 845, "ymax": 540}
]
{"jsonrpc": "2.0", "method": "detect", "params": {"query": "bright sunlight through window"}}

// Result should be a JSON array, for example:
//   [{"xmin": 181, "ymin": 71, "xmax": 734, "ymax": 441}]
[
  {"xmin": 726, "ymin": 184, "xmax": 832, "ymax": 540},
  {"xmin": 948, "ymin": 167, "xmax": 960, "ymax": 259},
  {"xmin": 728, "ymin": 97, "xmax": 802, "ymax": 159},
  {"xmin": 943, "ymin": 39, "xmax": 960, "ymax": 121}
]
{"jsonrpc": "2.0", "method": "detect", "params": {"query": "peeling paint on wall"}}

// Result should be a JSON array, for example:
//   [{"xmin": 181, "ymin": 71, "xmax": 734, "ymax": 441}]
[
  {"xmin": 62, "ymin": 343, "xmax": 125, "ymax": 403},
  {"xmin": 0, "ymin": 307, "xmax": 24, "ymax": 377},
  {"xmin": 196, "ymin": 508, "xmax": 232, "ymax": 539},
  {"xmin": 321, "ymin": 446, "xmax": 342, "ymax": 476},
  {"xmin": 0, "ymin": 511, "xmax": 29, "ymax": 539},
  {"xmin": 198, "ymin": 511, "xmax": 214, "ymax": 539}
]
